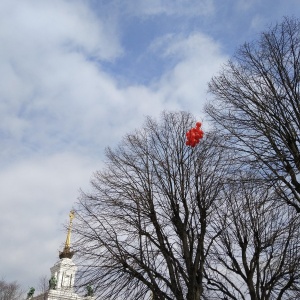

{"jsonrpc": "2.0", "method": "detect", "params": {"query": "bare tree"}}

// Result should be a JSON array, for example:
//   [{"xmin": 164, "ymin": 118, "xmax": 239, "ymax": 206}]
[
  {"xmin": 205, "ymin": 177, "xmax": 300, "ymax": 300},
  {"xmin": 206, "ymin": 17, "xmax": 300, "ymax": 213},
  {"xmin": 0, "ymin": 279, "xmax": 24, "ymax": 300},
  {"xmin": 37, "ymin": 276, "xmax": 48, "ymax": 300},
  {"xmin": 73, "ymin": 111, "xmax": 230, "ymax": 300}
]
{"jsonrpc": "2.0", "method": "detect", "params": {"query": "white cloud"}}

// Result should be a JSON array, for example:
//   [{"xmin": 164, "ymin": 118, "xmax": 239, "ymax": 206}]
[
  {"xmin": 152, "ymin": 33, "xmax": 228, "ymax": 117},
  {"xmin": 0, "ymin": 0, "xmax": 122, "ymax": 61},
  {"xmin": 0, "ymin": 153, "xmax": 99, "ymax": 287},
  {"xmin": 0, "ymin": 0, "xmax": 124, "ymax": 163}
]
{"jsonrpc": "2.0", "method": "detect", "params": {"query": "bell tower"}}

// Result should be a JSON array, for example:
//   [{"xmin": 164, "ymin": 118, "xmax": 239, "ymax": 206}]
[
  {"xmin": 31, "ymin": 211, "xmax": 94, "ymax": 300},
  {"xmin": 49, "ymin": 210, "xmax": 76, "ymax": 292}
]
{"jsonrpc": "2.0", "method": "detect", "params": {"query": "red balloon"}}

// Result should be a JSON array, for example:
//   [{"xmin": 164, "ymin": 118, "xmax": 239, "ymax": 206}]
[{"xmin": 185, "ymin": 121, "xmax": 204, "ymax": 147}]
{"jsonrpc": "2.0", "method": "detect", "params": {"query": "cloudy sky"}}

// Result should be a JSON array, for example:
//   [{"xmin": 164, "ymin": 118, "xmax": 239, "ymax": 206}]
[{"xmin": 0, "ymin": 0, "xmax": 299, "ymax": 294}]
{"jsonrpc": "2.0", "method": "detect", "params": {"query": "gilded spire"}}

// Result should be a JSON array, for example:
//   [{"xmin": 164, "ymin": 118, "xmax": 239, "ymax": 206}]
[
  {"xmin": 59, "ymin": 210, "xmax": 75, "ymax": 259},
  {"xmin": 65, "ymin": 210, "xmax": 75, "ymax": 249}
]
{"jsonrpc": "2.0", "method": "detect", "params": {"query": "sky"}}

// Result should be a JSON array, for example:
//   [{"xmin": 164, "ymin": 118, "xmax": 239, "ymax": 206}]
[{"xmin": 0, "ymin": 0, "xmax": 300, "ymax": 295}]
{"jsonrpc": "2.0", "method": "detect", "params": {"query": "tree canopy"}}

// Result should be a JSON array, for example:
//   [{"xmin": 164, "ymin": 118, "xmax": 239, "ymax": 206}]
[
  {"xmin": 207, "ymin": 17, "xmax": 300, "ymax": 213},
  {"xmin": 74, "ymin": 111, "xmax": 231, "ymax": 300},
  {"xmin": 0, "ymin": 279, "xmax": 23, "ymax": 300}
]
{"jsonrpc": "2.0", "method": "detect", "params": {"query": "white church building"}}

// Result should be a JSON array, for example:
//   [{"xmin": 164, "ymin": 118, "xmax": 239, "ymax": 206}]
[{"xmin": 30, "ymin": 211, "xmax": 94, "ymax": 300}]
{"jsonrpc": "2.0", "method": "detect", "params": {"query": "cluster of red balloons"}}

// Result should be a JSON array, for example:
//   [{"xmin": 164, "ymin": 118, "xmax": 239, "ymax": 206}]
[{"xmin": 186, "ymin": 122, "xmax": 204, "ymax": 147}]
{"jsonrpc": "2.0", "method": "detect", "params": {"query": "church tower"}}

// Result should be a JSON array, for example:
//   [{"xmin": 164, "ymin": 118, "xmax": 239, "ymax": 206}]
[{"xmin": 31, "ymin": 211, "xmax": 94, "ymax": 300}]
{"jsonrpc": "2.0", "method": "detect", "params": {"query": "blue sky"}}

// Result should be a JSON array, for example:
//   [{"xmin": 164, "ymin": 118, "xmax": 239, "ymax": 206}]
[{"xmin": 0, "ymin": 0, "xmax": 299, "ymax": 294}]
